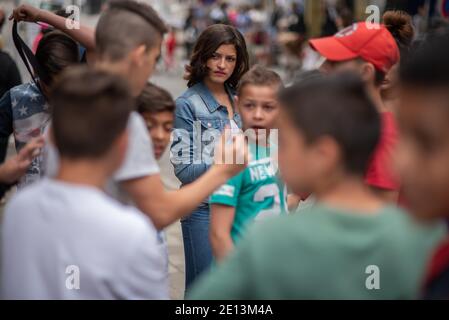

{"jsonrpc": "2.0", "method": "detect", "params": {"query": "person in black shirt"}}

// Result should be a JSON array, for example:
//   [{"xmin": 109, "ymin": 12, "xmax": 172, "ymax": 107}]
[{"xmin": 0, "ymin": 52, "xmax": 22, "ymax": 102}]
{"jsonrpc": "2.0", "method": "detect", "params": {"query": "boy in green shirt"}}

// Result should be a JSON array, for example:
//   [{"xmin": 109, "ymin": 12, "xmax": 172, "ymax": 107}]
[
  {"xmin": 209, "ymin": 66, "xmax": 287, "ymax": 261},
  {"xmin": 190, "ymin": 73, "xmax": 445, "ymax": 299}
]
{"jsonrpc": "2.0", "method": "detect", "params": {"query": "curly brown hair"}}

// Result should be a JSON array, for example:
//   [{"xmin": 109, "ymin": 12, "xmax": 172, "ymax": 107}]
[{"xmin": 185, "ymin": 24, "xmax": 249, "ymax": 88}]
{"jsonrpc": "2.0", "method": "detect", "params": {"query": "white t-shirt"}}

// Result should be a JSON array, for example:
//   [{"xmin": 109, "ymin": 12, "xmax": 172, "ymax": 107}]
[
  {"xmin": 1, "ymin": 178, "xmax": 169, "ymax": 299},
  {"xmin": 42, "ymin": 111, "xmax": 169, "ymax": 272},
  {"xmin": 43, "ymin": 112, "xmax": 160, "ymax": 203}
]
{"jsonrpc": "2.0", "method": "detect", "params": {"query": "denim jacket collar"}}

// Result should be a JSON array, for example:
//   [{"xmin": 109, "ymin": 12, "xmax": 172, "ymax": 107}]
[{"xmin": 191, "ymin": 81, "xmax": 235, "ymax": 114}]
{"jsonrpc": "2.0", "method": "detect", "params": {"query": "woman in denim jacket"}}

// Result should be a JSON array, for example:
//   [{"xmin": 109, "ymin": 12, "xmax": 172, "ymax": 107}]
[{"xmin": 171, "ymin": 24, "xmax": 249, "ymax": 291}]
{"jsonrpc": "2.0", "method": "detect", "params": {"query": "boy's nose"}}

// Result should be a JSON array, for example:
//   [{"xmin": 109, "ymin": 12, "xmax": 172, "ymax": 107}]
[
  {"xmin": 254, "ymin": 108, "xmax": 264, "ymax": 120},
  {"xmin": 154, "ymin": 127, "xmax": 165, "ymax": 140}
]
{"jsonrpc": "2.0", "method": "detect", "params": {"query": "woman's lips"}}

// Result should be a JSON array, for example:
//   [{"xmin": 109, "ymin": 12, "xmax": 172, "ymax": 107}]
[{"xmin": 214, "ymin": 71, "xmax": 227, "ymax": 77}]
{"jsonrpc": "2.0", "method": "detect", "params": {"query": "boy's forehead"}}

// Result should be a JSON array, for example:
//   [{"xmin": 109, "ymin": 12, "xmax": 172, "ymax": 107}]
[
  {"xmin": 142, "ymin": 111, "xmax": 174, "ymax": 120},
  {"xmin": 239, "ymin": 84, "xmax": 279, "ymax": 99}
]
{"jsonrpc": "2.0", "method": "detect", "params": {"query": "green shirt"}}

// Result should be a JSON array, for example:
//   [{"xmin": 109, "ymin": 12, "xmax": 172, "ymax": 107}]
[
  {"xmin": 189, "ymin": 203, "xmax": 446, "ymax": 299},
  {"xmin": 210, "ymin": 143, "xmax": 287, "ymax": 243}
]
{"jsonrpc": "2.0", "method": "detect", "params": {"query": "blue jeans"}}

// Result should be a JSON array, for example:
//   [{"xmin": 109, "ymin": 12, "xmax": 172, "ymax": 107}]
[{"xmin": 181, "ymin": 206, "xmax": 213, "ymax": 293}]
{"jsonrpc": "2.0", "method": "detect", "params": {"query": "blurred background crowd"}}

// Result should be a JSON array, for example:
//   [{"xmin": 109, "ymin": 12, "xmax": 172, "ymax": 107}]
[{"xmin": 2, "ymin": 0, "xmax": 449, "ymax": 83}]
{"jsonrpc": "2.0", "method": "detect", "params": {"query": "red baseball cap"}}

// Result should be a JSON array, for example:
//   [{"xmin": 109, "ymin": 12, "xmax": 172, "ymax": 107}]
[{"xmin": 309, "ymin": 22, "xmax": 400, "ymax": 73}]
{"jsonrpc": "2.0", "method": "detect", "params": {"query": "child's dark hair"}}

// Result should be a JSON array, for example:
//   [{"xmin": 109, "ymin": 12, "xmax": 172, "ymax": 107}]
[
  {"xmin": 279, "ymin": 73, "xmax": 381, "ymax": 175},
  {"xmin": 400, "ymin": 30, "xmax": 449, "ymax": 89},
  {"xmin": 185, "ymin": 24, "xmax": 249, "ymax": 88},
  {"xmin": 237, "ymin": 65, "xmax": 283, "ymax": 95},
  {"xmin": 96, "ymin": 0, "xmax": 167, "ymax": 61},
  {"xmin": 36, "ymin": 31, "xmax": 79, "ymax": 86},
  {"xmin": 50, "ymin": 67, "xmax": 133, "ymax": 159},
  {"xmin": 137, "ymin": 82, "xmax": 175, "ymax": 114}
]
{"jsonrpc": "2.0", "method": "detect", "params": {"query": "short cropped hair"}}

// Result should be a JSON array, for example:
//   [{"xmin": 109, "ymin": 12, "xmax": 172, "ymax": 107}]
[
  {"xmin": 96, "ymin": 0, "xmax": 167, "ymax": 61},
  {"xmin": 50, "ymin": 66, "xmax": 134, "ymax": 159},
  {"xmin": 237, "ymin": 65, "xmax": 283, "ymax": 95},
  {"xmin": 279, "ymin": 73, "xmax": 381, "ymax": 175},
  {"xmin": 137, "ymin": 82, "xmax": 175, "ymax": 114}
]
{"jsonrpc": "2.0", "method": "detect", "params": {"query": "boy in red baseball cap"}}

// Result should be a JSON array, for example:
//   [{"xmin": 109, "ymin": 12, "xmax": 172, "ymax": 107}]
[{"xmin": 309, "ymin": 22, "xmax": 401, "ymax": 202}]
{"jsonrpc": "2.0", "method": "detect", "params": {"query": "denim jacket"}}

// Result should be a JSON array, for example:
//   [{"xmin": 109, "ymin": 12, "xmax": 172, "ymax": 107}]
[{"xmin": 171, "ymin": 82, "xmax": 242, "ymax": 196}]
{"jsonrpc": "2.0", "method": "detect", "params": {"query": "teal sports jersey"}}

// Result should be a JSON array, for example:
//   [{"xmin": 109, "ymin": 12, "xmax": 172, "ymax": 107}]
[{"xmin": 210, "ymin": 142, "xmax": 287, "ymax": 242}]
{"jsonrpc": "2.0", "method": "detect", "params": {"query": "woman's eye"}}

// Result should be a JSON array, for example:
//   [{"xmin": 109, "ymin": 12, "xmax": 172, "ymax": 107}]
[
  {"xmin": 211, "ymin": 54, "xmax": 220, "ymax": 60},
  {"xmin": 227, "ymin": 57, "xmax": 236, "ymax": 62}
]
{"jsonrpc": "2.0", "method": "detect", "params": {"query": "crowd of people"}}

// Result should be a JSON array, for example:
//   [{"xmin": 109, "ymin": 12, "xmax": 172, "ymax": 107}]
[
  {"xmin": 179, "ymin": 0, "xmax": 449, "ymax": 81},
  {"xmin": 0, "ymin": 0, "xmax": 448, "ymax": 300}
]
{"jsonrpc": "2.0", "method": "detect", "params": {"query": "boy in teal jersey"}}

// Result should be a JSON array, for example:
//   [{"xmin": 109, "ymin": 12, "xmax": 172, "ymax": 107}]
[{"xmin": 209, "ymin": 65, "xmax": 286, "ymax": 261}]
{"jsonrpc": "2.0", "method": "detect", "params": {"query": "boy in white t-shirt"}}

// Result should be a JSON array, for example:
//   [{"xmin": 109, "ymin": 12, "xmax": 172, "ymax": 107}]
[{"xmin": 1, "ymin": 68, "xmax": 168, "ymax": 299}]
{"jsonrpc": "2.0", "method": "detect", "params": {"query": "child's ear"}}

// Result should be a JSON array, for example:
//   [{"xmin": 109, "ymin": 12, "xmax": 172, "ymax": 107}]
[
  {"xmin": 131, "ymin": 45, "xmax": 147, "ymax": 67},
  {"xmin": 315, "ymin": 136, "xmax": 341, "ymax": 173},
  {"xmin": 361, "ymin": 62, "xmax": 376, "ymax": 83}
]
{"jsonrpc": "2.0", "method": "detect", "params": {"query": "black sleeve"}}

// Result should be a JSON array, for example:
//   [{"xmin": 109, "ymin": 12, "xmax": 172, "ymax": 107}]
[
  {"xmin": 6, "ymin": 58, "xmax": 22, "ymax": 90},
  {"xmin": 0, "ymin": 91, "xmax": 13, "ymax": 163}
]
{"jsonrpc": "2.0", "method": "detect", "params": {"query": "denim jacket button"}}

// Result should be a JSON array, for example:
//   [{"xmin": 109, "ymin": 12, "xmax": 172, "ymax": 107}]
[{"xmin": 207, "ymin": 122, "xmax": 212, "ymax": 128}]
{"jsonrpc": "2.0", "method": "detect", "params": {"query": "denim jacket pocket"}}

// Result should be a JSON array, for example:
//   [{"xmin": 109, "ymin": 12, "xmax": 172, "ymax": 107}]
[{"xmin": 196, "ymin": 117, "xmax": 225, "ymax": 132}]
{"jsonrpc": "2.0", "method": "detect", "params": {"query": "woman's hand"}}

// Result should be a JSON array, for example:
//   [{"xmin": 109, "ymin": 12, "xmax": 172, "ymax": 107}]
[{"xmin": 9, "ymin": 4, "xmax": 42, "ymax": 23}]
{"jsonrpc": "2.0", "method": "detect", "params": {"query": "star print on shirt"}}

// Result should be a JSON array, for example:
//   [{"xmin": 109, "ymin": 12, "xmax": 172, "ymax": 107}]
[
  {"xmin": 18, "ymin": 106, "xmax": 28, "ymax": 116},
  {"xmin": 11, "ymin": 99, "xmax": 18, "ymax": 108},
  {"xmin": 30, "ymin": 93, "xmax": 39, "ymax": 102}
]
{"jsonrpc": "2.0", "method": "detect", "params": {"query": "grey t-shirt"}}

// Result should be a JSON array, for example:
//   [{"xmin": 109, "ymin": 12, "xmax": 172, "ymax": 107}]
[{"xmin": 44, "ymin": 111, "xmax": 160, "ymax": 203}]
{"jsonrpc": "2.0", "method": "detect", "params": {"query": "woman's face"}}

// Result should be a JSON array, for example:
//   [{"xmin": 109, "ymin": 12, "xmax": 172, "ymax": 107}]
[{"xmin": 206, "ymin": 44, "xmax": 237, "ymax": 85}]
